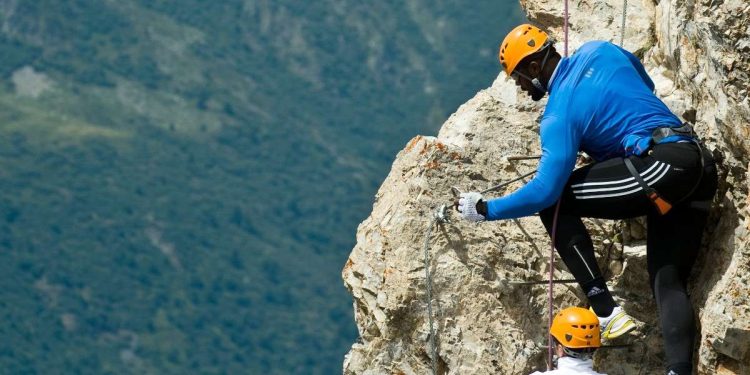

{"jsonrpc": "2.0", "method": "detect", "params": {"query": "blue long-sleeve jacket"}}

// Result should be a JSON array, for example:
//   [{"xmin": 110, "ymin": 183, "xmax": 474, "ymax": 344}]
[{"xmin": 486, "ymin": 41, "xmax": 683, "ymax": 220}]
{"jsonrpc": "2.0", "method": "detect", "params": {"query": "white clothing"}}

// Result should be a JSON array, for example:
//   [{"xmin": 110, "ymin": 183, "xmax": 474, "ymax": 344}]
[{"xmin": 529, "ymin": 357, "xmax": 606, "ymax": 375}]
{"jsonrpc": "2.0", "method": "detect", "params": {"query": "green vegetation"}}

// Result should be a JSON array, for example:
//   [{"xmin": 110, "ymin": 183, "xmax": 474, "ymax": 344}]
[{"xmin": 0, "ymin": 1, "xmax": 524, "ymax": 373}]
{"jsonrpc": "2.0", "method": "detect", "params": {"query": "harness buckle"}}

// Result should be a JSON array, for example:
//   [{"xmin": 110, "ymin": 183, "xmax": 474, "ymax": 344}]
[
  {"xmin": 624, "ymin": 158, "xmax": 673, "ymax": 215},
  {"xmin": 647, "ymin": 190, "xmax": 672, "ymax": 215}
]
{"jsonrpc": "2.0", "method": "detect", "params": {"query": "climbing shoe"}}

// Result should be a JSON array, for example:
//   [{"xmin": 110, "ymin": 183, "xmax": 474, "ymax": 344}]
[{"xmin": 592, "ymin": 306, "xmax": 636, "ymax": 340}]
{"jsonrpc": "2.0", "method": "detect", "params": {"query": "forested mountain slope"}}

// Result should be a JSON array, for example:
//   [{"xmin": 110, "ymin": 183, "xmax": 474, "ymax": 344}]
[{"xmin": 0, "ymin": 1, "xmax": 523, "ymax": 373}]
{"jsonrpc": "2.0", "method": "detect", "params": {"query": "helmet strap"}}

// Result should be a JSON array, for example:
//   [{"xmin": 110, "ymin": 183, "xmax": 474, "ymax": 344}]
[
  {"xmin": 530, "ymin": 44, "xmax": 553, "ymax": 92},
  {"xmin": 561, "ymin": 346, "xmax": 595, "ymax": 360}
]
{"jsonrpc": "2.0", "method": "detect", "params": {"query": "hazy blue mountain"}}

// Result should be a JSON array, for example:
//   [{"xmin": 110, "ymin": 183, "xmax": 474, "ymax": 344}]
[{"xmin": 0, "ymin": 1, "xmax": 524, "ymax": 373}]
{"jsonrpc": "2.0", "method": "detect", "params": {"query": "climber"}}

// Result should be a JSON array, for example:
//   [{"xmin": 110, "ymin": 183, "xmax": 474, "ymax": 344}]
[
  {"xmin": 455, "ymin": 24, "xmax": 717, "ymax": 375},
  {"xmin": 530, "ymin": 306, "xmax": 605, "ymax": 375}
]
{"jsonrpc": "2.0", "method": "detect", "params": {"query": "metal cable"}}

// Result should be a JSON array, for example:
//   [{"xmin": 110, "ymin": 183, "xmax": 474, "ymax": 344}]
[
  {"xmin": 505, "ymin": 278, "xmax": 576, "ymax": 285},
  {"xmin": 546, "ymin": 200, "xmax": 562, "ymax": 369},
  {"xmin": 422, "ymin": 215, "xmax": 438, "ymax": 375},
  {"xmin": 480, "ymin": 170, "xmax": 536, "ymax": 195}
]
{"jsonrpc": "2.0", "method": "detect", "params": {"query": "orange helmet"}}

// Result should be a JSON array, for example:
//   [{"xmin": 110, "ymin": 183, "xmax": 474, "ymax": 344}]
[
  {"xmin": 498, "ymin": 24, "xmax": 551, "ymax": 75},
  {"xmin": 549, "ymin": 307, "xmax": 601, "ymax": 349}
]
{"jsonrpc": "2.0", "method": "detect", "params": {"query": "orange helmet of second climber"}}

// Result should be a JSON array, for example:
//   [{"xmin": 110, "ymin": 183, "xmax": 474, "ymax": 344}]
[
  {"xmin": 549, "ymin": 307, "xmax": 601, "ymax": 349},
  {"xmin": 498, "ymin": 24, "xmax": 550, "ymax": 75}
]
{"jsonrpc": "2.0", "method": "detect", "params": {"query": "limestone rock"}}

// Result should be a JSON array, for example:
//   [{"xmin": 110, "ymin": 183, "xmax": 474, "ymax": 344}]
[{"xmin": 344, "ymin": 0, "xmax": 750, "ymax": 373}]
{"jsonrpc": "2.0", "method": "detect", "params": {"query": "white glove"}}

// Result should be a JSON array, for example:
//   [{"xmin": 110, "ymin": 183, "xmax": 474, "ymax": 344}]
[{"xmin": 458, "ymin": 192, "xmax": 485, "ymax": 222}]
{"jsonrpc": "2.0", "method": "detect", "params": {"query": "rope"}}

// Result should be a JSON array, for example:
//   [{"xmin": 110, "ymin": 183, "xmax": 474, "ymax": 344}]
[
  {"xmin": 563, "ymin": 0, "xmax": 569, "ymax": 57},
  {"xmin": 547, "ymin": 0, "xmax": 570, "ymax": 368},
  {"xmin": 620, "ymin": 0, "xmax": 628, "ymax": 46},
  {"xmin": 546, "ymin": 200, "xmax": 562, "ymax": 369},
  {"xmin": 422, "ymin": 214, "xmax": 439, "ymax": 375}
]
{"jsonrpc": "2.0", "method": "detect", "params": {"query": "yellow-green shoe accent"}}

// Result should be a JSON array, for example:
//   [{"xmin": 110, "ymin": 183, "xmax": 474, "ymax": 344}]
[{"xmin": 592, "ymin": 306, "xmax": 636, "ymax": 340}]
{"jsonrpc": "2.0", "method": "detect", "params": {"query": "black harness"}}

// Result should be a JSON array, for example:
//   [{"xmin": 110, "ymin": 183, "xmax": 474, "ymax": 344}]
[{"xmin": 623, "ymin": 123, "xmax": 707, "ymax": 215}]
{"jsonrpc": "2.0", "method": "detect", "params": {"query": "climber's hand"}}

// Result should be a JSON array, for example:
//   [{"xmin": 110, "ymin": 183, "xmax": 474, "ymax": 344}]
[{"xmin": 457, "ymin": 192, "xmax": 486, "ymax": 222}]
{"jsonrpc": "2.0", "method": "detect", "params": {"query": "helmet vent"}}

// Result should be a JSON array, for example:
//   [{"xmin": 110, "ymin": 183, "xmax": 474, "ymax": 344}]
[
  {"xmin": 527, "ymin": 39, "xmax": 536, "ymax": 47},
  {"xmin": 571, "ymin": 325, "xmax": 579, "ymax": 328}
]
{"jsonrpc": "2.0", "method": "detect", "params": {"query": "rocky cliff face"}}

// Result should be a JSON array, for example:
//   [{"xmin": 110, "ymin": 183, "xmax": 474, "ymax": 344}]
[{"xmin": 342, "ymin": 0, "xmax": 750, "ymax": 374}]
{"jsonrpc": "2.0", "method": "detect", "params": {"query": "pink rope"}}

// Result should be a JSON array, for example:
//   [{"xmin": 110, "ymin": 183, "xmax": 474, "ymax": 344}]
[
  {"xmin": 564, "ymin": 0, "xmax": 569, "ymax": 57},
  {"xmin": 547, "ymin": 199, "xmax": 562, "ymax": 369},
  {"xmin": 548, "ymin": 1, "xmax": 570, "ymax": 369}
]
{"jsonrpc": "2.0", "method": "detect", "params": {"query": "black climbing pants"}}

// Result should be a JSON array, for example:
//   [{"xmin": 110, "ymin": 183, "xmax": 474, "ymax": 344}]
[{"xmin": 539, "ymin": 142, "xmax": 718, "ymax": 373}]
